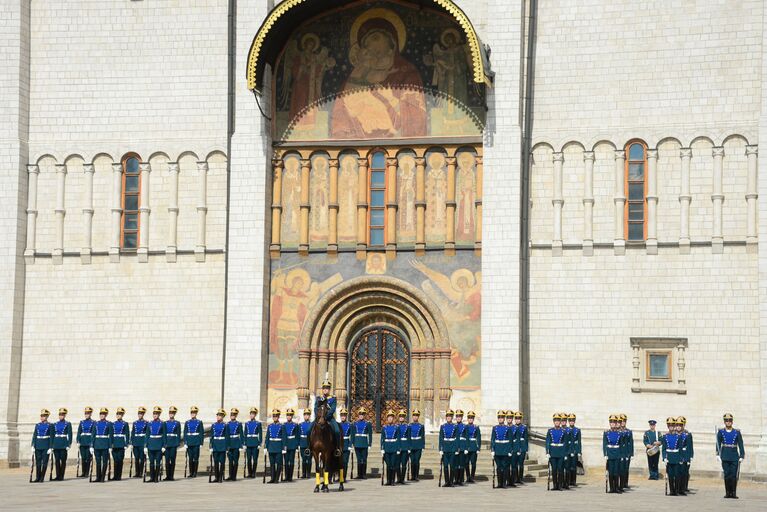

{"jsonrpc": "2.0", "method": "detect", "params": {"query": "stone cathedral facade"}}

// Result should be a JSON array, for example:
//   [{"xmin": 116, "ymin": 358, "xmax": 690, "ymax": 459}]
[{"xmin": 1, "ymin": 0, "xmax": 766, "ymax": 475}]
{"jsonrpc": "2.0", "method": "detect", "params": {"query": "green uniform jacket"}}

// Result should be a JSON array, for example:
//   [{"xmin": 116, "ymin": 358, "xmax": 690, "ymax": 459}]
[
  {"xmin": 717, "ymin": 428, "xmax": 744, "ymax": 462},
  {"xmin": 111, "ymin": 420, "xmax": 130, "ymax": 448},
  {"xmin": 76, "ymin": 419, "xmax": 95, "ymax": 447},
  {"xmin": 545, "ymin": 428, "xmax": 567, "ymax": 458},
  {"xmin": 183, "ymin": 419, "xmax": 204, "ymax": 447},
  {"xmin": 52, "ymin": 420, "xmax": 73, "ymax": 449},
  {"xmin": 92, "ymin": 420, "xmax": 113, "ymax": 450},
  {"xmin": 32, "ymin": 422, "xmax": 53, "ymax": 450}
]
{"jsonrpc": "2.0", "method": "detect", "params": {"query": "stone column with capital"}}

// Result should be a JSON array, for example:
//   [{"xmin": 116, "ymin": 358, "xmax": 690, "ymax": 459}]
[
  {"xmin": 270, "ymin": 158, "xmax": 283, "ymax": 258},
  {"xmin": 81, "ymin": 163, "xmax": 95, "ymax": 264},
  {"xmin": 746, "ymin": 145, "xmax": 758, "ymax": 252},
  {"xmin": 613, "ymin": 149, "xmax": 626, "ymax": 255},
  {"xmin": 679, "ymin": 148, "xmax": 692, "ymax": 254},
  {"xmin": 109, "ymin": 162, "xmax": 123, "ymax": 262},
  {"xmin": 552, "ymin": 152, "xmax": 564, "ymax": 256},
  {"xmin": 53, "ymin": 164, "xmax": 67, "ymax": 264},
  {"xmin": 328, "ymin": 158, "xmax": 339, "ymax": 254},
  {"xmin": 711, "ymin": 147, "xmax": 725, "ymax": 254},
  {"xmin": 137, "ymin": 162, "xmax": 151, "ymax": 263},
  {"xmin": 299, "ymin": 158, "xmax": 311, "ymax": 255},
  {"xmin": 475, "ymin": 156, "xmax": 483, "ymax": 251},
  {"xmin": 24, "ymin": 165, "xmax": 39, "ymax": 264},
  {"xmin": 582, "ymin": 151, "xmax": 594, "ymax": 256},
  {"xmin": 356, "ymin": 157, "xmax": 368, "ymax": 258},
  {"xmin": 445, "ymin": 156, "xmax": 457, "ymax": 254},
  {"xmin": 386, "ymin": 156, "xmax": 398, "ymax": 256},
  {"xmin": 167, "ymin": 162, "xmax": 179, "ymax": 262},
  {"xmin": 415, "ymin": 157, "xmax": 426, "ymax": 255},
  {"xmin": 646, "ymin": 148, "xmax": 659, "ymax": 255},
  {"xmin": 195, "ymin": 161, "xmax": 209, "ymax": 262}
]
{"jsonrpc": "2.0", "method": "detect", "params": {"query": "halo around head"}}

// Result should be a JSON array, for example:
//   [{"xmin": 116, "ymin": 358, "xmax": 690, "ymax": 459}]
[
  {"xmin": 350, "ymin": 8, "xmax": 406, "ymax": 52},
  {"xmin": 450, "ymin": 268, "xmax": 475, "ymax": 290}
]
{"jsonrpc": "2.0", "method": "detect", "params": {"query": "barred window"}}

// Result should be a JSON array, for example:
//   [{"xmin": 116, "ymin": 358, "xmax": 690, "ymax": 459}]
[
  {"xmin": 625, "ymin": 141, "xmax": 647, "ymax": 241},
  {"xmin": 368, "ymin": 150, "xmax": 387, "ymax": 247},
  {"xmin": 121, "ymin": 155, "xmax": 141, "ymax": 250}
]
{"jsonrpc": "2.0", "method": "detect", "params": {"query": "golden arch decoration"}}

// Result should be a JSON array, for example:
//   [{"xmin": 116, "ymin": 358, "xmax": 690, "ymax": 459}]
[
  {"xmin": 294, "ymin": 275, "xmax": 452, "ymax": 427},
  {"xmin": 246, "ymin": 0, "xmax": 489, "ymax": 93}
]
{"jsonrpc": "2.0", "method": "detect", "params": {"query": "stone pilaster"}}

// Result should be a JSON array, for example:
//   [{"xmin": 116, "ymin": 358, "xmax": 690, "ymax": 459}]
[
  {"xmin": 746, "ymin": 145, "xmax": 758, "ymax": 252},
  {"xmin": 582, "ymin": 151, "xmax": 594, "ymax": 256},
  {"xmin": 24, "ymin": 165, "xmax": 38, "ymax": 264},
  {"xmin": 137, "ymin": 162, "xmax": 151, "ymax": 263},
  {"xmin": 109, "ymin": 162, "xmax": 123, "ymax": 262},
  {"xmin": 552, "ymin": 151, "xmax": 564, "ymax": 256},
  {"xmin": 195, "ymin": 161, "xmax": 209, "ymax": 262},
  {"xmin": 645, "ymin": 148, "xmax": 658, "ymax": 255},
  {"xmin": 166, "ymin": 162, "xmax": 179, "ymax": 262},
  {"xmin": 613, "ymin": 149, "xmax": 626, "ymax": 255},
  {"xmin": 270, "ymin": 158, "xmax": 283, "ymax": 258},
  {"xmin": 53, "ymin": 164, "xmax": 67, "ymax": 264},
  {"xmin": 81, "ymin": 163, "xmax": 95, "ymax": 264},
  {"xmin": 711, "ymin": 146, "xmax": 725, "ymax": 254},
  {"xmin": 679, "ymin": 148, "xmax": 692, "ymax": 254}
]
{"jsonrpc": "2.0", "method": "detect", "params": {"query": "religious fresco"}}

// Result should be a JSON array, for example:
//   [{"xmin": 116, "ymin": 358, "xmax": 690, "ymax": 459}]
[
  {"xmin": 280, "ymin": 154, "xmax": 301, "ymax": 249},
  {"xmin": 267, "ymin": 251, "xmax": 481, "ymax": 404},
  {"xmin": 425, "ymin": 149, "xmax": 447, "ymax": 246},
  {"xmin": 396, "ymin": 151, "xmax": 417, "ymax": 247},
  {"xmin": 337, "ymin": 154, "xmax": 359, "ymax": 248},
  {"xmin": 455, "ymin": 149, "xmax": 477, "ymax": 246},
  {"xmin": 309, "ymin": 153, "xmax": 330, "ymax": 248},
  {"xmin": 274, "ymin": 1, "xmax": 485, "ymax": 142}
]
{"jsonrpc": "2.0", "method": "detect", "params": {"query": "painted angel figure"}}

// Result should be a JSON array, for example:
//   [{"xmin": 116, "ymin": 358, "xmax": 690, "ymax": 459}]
[
  {"xmin": 424, "ymin": 28, "xmax": 472, "ymax": 108},
  {"xmin": 280, "ymin": 33, "xmax": 336, "ymax": 119},
  {"xmin": 409, "ymin": 259, "xmax": 480, "ymax": 322}
]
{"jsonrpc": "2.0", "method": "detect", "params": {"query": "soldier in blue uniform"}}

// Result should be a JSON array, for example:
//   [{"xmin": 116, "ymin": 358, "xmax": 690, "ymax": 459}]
[
  {"xmin": 225, "ymin": 408, "xmax": 244, "ymax": 481},
  {"xmin": 183, "ymin": 406, "xmax": 204, "ymax": 478},
  {"xmin": 453, "ymin": 409, "xmax": 467, "ymax": 485},
  {"xmin": 163, "ymin": 406, "xmax": 181, "ymax": 481},
  {"xmin": 339, "ymin": 408, "xmax": 353, "ymax": 482},
  {"xmin": 546, "ymin": 413, "xmax": 567, "ymax": 491},
  {"xmin": 299, "ymin": 408, "xmax": 313, "ymax": 478},
  {"xmin": 643, "ymin": 419, "xmax": 661, "ymax": 480},
  {"xmin": 209, "ymin": 408, "xmax": 228, "ymax": 483},
  {"xmin": 662, "ymin": 417, "xmax": 684, "ymax": 496},
  {"xmin": 145, "ymin": 406, "xmax": 165, "ymax": 483},
  {"xmin": 465, "ymin": 411, "xmax": 481, "ymax": 483},
  {"xmin": 407, "ymin": 409, "xmax": 424, "ymax": 481},
  {"xmin": 514, "ymin": 411, "xmax": 528, "ymax": 484},
  {"xmin": 559, "ymin": 412, "xmax": 571, "ymax": 490},
  {"xmin": 678, "ymin": 416, "xmax": 693, "ymax": 494},
  {"xmin": 76, "ymin": 406, "xmax": 95, "ymax": 478},
  {"xmin": 491, "ymin": 410, "xmax": 510, "ymax": 488},
  {"xmin": 52, "ymin": 407, "xmax": 72, "ymax": 481},
  {"xmin": 717, "ymin": 413, "xmax": 745, "ymax": 499},
  {"xmin": 505, "ymin": 411, "xmax": 518, "ymax": 487},
  {"xmin": 314, "ymin": 379, "xmax": 342, "ymax": 456},
  {"xmin": 31, "ymin": 409, "xmax": 53, "ymax": 483},
  {"xmin": 110, "ymin": 407, "xmax": 129, "ymax": 481},
  {"xmin": 380, "ymin": 409, "xmax": 400, "ymax": 486},
  {"xmin": 619, "ymin": 414, "xmax": 634, "ymax": 491},
  {"xmin": 438, "ymin": 409, "xmax": 457, "ymax": 488},
  {"xmin": 350, "ymin": 407, "xmax": 372, "ymax": 479},
  {"xmin": 243, "ymin": 406, "xmax": 262, "ymax": 479},
  {"xmin": 130, "ymin": 407, "xmax": 148, "ymax": 479},
  {"xmin": 265, "ymin": 409, "xmax": 285, "ymax": 483},
  {"xmin": 91, "ymin": 408, "xmax": 113, "ymax": 483},
  {"xmin": 283, "ymin": 408, "xmax": 299, "ymax": 481},
  {"xmin": 567, "ymin": 413, "xmax": 581, "ymax": 486},
  {"xmin": 396, "ymin": 410, "xmax": 410, "ymax": 484},
  {"xmin": 603, "ymin": 414, "xmax": 623, "ymax": 493}
]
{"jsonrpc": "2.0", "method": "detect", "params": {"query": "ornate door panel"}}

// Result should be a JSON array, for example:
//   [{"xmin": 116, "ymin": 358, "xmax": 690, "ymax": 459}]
[{"xmin": 349, "ymin": 327, "xmax": 409, "ymax": 430}]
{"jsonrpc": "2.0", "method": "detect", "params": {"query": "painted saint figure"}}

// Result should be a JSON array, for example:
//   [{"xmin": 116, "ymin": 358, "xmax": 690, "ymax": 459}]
[
  {"xmin": 397, "ymin": 154, "xmax": 417, "ymax": 243},
  {"xmin": 425, "ymin": 152, "xmax": 447, "ymax": 245},
  {"xmin": 455, "ymin": 151, "xmax": 476, "ymax": 244},
  {"xmin": 338, "ymin": 155, "xmax": 359, "ymax": 245},
  {"xmin": 281, "ymin": 156, "xmax": 301, "ymax": 247},
  {"xmin": 425, "ymin": 28, "xmax": 472, "ymax": 111},
  {"xmin": 280, "ymin": 33, "xmax": 336, "ymax": 120},
  {"xmin": 310, "ymin": 155, "xmax": 330, "ymax": 245}
]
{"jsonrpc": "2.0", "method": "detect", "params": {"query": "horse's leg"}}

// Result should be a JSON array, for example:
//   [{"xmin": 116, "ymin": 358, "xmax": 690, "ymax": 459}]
[
  {"xmin": 338, "ymin": 462, "xmax": 345, "ymax": 492},
  {"xmin": 323, "ymin": 458, "xmax": 330, "ymax": 492},
  {"xmin": 313, "ymin": 454, "xmax": 321, "ymax": 492}
]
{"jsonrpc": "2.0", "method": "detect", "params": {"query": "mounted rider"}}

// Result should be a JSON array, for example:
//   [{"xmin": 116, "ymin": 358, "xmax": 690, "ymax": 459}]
[{"xmin": 314, "ymin": 378, "xmax": 342, "ymax": 456}]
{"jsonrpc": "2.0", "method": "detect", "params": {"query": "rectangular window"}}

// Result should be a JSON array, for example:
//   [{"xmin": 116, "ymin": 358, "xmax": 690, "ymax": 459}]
[
  {"xmin": 647, "ymin": 351, "xmax": 671, "ymax": 381},
  {"xmin": 624, "ymin": 142, "xmax": 647, "ymax": 241},
  {"xmin": 368, "ymin": 151, "xmax": 387, "ymax": 247},
  {"xmin": 121, "ymin": 156, "xmax": 141, "ymax": 251}
]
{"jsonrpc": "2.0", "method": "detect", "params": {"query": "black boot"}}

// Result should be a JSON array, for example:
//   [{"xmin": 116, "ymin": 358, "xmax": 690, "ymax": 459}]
[
  {"xmin": 507, "ymin": 466, "xmax": 517, "ymax": 487},
  {"xmin": 114, "ymin": 461, "xmax": 122, "ymax": 481},
  {"xmin": 677, "ymin": 476, "xmax": 686, "ymax": 496},
  {"xmin": 732, "ymin": 478, "xmax": 739, "ymax": 499},
  {"xmin": 724, "ymin": 478, "xmax": 731, "ymax": 498},
  {"xmin": 355, "ymin": 463, "xmax": 363, "ymax": 480},
  {"xmin": 413, "ymin": 463, "xmax": 419, "ymax": 481}
]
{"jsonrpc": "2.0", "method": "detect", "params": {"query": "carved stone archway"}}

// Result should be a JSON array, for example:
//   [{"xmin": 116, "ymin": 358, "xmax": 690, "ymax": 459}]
[{"xmin": 296, "ymin": 276, "xmax": 451, "ymax": 427}]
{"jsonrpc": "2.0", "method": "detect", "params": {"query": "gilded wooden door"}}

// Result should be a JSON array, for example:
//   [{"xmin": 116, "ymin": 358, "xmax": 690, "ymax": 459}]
[{"xmin": 349, "ymin": 327, "xmax": 410, "ymax": 430}]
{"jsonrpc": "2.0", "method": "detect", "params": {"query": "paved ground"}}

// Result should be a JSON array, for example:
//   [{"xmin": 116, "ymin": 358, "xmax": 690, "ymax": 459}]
[{"xmin": 1, "ymin": 467, "xmax": 765, "ymax": 511}]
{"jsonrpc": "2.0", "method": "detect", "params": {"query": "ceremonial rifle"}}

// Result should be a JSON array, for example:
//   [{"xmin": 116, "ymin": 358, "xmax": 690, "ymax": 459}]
[
  {"xmin": 546, "ymin": 458, "xmax": 551, "ymax": 491},
  {"xmin": 48, "ymin": 451, "xmax": 54, "ymax": 481},
  {"xmin": 381, "ymin": 455, "xmax": 385, "ymax": 486},
  {"xmin": 129, "ymin": 446, "xmax": 134, "ymax": 478},
  {"xmin": 492, "ymin": 456, "xmax": 496, "ymax": 489},
  {"xmin": 438, "ymin": 453, "xmax": 443, "ymax": 487},
  {"xmin": 28, "ymin": 453, "xmax": 35, "ymax": 483},
  {"xmin": 76, "ymin": 447, "xmax": 81, "ymax": 478},
  {"xmin": 262, "ymin": 451, "xmax": 268, "ymax": 483},
  {"xmin": 184, "ymin": 446, "xmax": 189, "ymax": 478},
  {"xmin": 208, "ymin": 451, "xmax": 214, "ymax": 483},
  {"xmin": 107, "ymin": 451, "xmax": 112, "ymax": 481}
]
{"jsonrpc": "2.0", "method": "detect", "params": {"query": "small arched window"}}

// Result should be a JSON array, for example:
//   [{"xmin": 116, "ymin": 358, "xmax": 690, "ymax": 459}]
[
  {"xmin": 368, "ymin": 151, "xmax": 387, "ymax": 247},
  {"xmin": 121, "ymin": 155, "xmax": 141, "ymax": 250},
  {"xmin": 625, "ymin": 142, "xmax": 647, "ymax": 241}
]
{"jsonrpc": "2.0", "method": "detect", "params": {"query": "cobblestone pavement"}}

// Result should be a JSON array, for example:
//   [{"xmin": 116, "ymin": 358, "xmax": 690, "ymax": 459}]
[{"xmin": 1, "ymin": 467, "xmax": 765, "ymax": 511}]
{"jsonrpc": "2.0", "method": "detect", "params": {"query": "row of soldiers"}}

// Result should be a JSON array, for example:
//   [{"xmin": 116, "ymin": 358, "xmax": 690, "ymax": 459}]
[
  {"xmin": 601, "ymin": 413, "xmax": 636, "ymax": 494},
  {"xmin": 489, "ymin": 410, "xmax": 531, "ymax": 489},
  {"xmin": 544, "ymin": 413, "xmax": 582, "ymax": 491}
]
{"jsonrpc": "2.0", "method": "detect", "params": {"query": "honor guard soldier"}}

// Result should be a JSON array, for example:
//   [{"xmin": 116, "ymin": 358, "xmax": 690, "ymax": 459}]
[
  {"xmin": 566, "ymin": 413, "xmax": 580, "ymax": 486},
  {"xmin": 145, "ymin": 406, "xmax": 165, "ymax": 483},
  {"xmin": 131, "ymin": 407, "xmax": 148, "ymax": 478},
  {"xmin": 265, "ymin": 409, "xmax": 285, "ymax": 483},
  {"xmin": 396, "ymin": 410, "xmax": 410, "ymax": 484},
  {"xmin": 243, "ymin": 407, "xmax": 262, "ymax": 479},
  {"xmin": 464, "ymin": 411, "xmax": 481, "ymax": 483},
  {"xmin": 209, "ymin": 409, "xmax": 228, "ymax": 483},
  {"xmin": 621, "ymin": 414, "xmax": 634, "ymax": 490},
  {"xmin": 559, "ymin": 413, "xmax": 570, "ymax": 490},
  {"xmin": 453, "ymin": 409, "xmax": 467, "ymax": 485},
  {"xmin": 163, "ymin": 406, "xmax": 181, "ymax": 481},
  {"xmin": 678, "ymin": 416, "xmax": 693, "ymax": 494},
  {"xmin": 110, "ymin": 407, "xmax": 130, "ymax": 481},
  {"xmin": 717, "ymin": 413, "xmax": 744, "ymax": 499},
  {"xmin": 184, "ymin": 406, "xmax": 204, "ymax": 478},
  {"xmin": 315, "ymin": 379, "xmax": 342, "ymax": 456},
  {"xmin": 505, "ymin": 411, "xmax": 518, "ymax": 487},
  {"xmin": 299, "ymin": 408, "xmax": 313, "ymax": 478},
  {"xmin": 644, "ymin": 419, "xmax": 661, "ymax": 480},
  {"xmin": 490, "ymin": 411, "xmax": 510, "ymax": 488},
  {"xmin": 31, "ymin": 409, "xmax": 53, "ymax": 483},
  {"xmin": 514, "ymin": 411, "xmax": 528, "ymax": 484},
  {"xmin": 380, "ymin": 410, "xmax": 400, "ymax": 486},
  {"xmin": 284, "ymin": 408, "xmax": 299, "ymax": 481},
  {"xmin": 339, "ymin": 408, "xmax": 352, "ymax": 482},
  {"xmin": 604, "ymin": 415, "xmax": 623, "ymax": 493},
  {"xmin": 92, "ymin": 408, "xmax": 113, "ymax": 483},
  {"xmin": 350, "ymin": 407, "xmax": 372, "ymax": 479},
  {"xmin": 225, "ymin": 408, "xmax": 244, "ymax": 481},
  {"xmin": 408, "ymin": 409, "xmax": 424, "ymax": 481},
  {"xmin": 438, "ymin": 409, "xmax": 458, "ymax": 488},
  {"xmin": 662, "ymin": 417, "xmax": 685, "ymax": 496},
  {"xmin": 52, "ymin": 407, "xmax": 72, "ymax": 481},
  {"xmin": 76, "ymin": 406, "xmax": 95, "ymax": 478},
  {"xmin": 546, "ymin": 413, "xmax": 567, "ymax": 491}
]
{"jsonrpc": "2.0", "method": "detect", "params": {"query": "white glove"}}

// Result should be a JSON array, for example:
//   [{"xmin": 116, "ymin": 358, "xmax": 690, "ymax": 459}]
[
  {"xmin": 182, "ymin": 445, "xmax": 187, "ymax": 451},
  {"xmin": 454, "ymin": 451, "xmax": 459, "ymax": 455},
  {"xmin": 491, "ymin": 451, "xmax": 495, "ymax": 457},
  {"xmin": 439, "ymin": 451, "xmax": 443, "ymax": 456},
  {"xmin": 564, "ymin": 456, "xmax": 568, "ymax": 460},
  {"xmin": 546, "ymin": 453, "xmax": 550, "ymax": 459},
  {"xmin": 738, "ymin": 458, "xmax": 743, "ymax": 462},
  {"xmin": 381, "ymin": 450, "xmax": 385, "ymax": 455},
  {"xmin": 663, "ymin": 459, "xmax": 667, "ymax": 464},
  {"xmin": 30, "ymin": 447, "xmax": 34, "ymax": 455},
  {"xmin": 396, "ymin": 451, "xmax": 401, "ymax": 455},
  {"xmin": 161, "ymin": 447, "xmax": 165, "ymax": 453},
  {"xmin": 716, "ymin": 456, "xmax": 721, "ymax": 462},
  {"xmin": 282, "ymin": 449, "xmax": 286, "ymax": 454},
  {"xmin": 89, "ymin": 447, "xmax": 94, "ymax": 455},
  {"xmin": 517, "ymin": 452, "xmax": 521, "ymax": 456},
  {"xmin": 47, "ymin": 449, "xmax": 52, "ymax": 455},
  {"xmin": 348, "ymin": 447, "xmax": 353, "ymax": 452},
  {"xmin": 209, "ymin": 448, "xmax": 213, "ymax": 453},
  {"xmin": 604, "ymin": 456, "xmax": 608, "ymax": 460},
  {"xmin": 464, "ymin": 450, "xmax": 468, "ymax": 454},
  {"xmin": 109, "ymin": 448, "xmax": 112, "ymax": 454}
]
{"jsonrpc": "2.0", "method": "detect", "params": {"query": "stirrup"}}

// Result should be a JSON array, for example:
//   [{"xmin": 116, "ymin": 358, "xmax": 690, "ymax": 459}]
[{"xmin": 334, "ymin": 448, "xmax": 341, "ymax": 457}]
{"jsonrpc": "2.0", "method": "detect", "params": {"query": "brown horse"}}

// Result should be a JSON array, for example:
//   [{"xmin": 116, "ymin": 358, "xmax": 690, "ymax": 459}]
[{"xmin": 309, "ymin": 400, "xmax": 344, "ymax": 492}]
